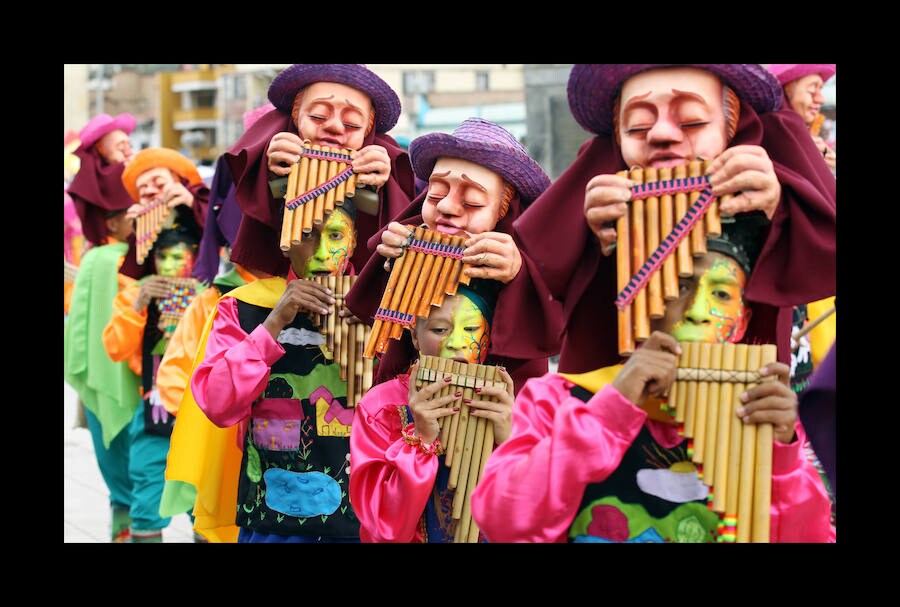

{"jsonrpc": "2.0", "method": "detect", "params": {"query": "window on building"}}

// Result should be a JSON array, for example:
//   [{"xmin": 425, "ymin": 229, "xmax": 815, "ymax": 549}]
[
  {"xmin": 194, "ymin": 90, "xmax": 216, "ymax": 108},
  {"xmin": 476, "ymin": 71, "xmax": 489, "ymax": 91},
  {"xmin": 403, "ymin": 71, "xmax": 434, "ymax": 95}
]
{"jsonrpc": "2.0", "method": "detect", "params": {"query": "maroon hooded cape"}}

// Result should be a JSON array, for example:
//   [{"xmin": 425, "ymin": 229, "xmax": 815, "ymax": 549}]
[
  {"xmin": 512, "ymin": 104, "xmax": 836, "ymax": 373},
  {"xmin": 343, "ymin": 188, "xmax": 555, "ymax": 394},
  {"xmin": 223, "ymin": 108, "xmax": 415, "ymax": 277}
]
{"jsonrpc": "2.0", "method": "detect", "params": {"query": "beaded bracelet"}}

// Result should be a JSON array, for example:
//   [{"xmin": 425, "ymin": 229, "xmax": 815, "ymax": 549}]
[{"xmin": 401, "ymin": 423, "xmax": 445, "ymax": 456}]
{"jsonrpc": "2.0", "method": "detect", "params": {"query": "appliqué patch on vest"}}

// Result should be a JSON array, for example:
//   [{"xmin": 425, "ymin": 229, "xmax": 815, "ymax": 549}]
[
  {"xmin": 263, "ymin": 468, "xmax": 341, "ymax": 517},
  {"xmin": 278, "ymin": 327, "xmax": 326, "ymax": 347}
]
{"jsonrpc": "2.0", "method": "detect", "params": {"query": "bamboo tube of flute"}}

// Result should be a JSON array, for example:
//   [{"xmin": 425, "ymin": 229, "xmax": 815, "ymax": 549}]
[
  {"xmin": 431, "ymin": 235, "xmax": 465, "ymax": 308},
  {"xmin": 345, "ymin": 150, "xmax": 357, "ymax": 195},
  {"xmin": 702, "ymin": 159, "xmax": 721, "ymax": 238},
  {"xmin": 455, "ymin": 365, "xmax": 488, "ymax": 540},
  {"xmin": 723, "ymin": 344, "xmax": 748, "ymax": 540},
  {"xmin": 326, "ymin": 276, "xmax": 337, "ymax": 352},
  {"xmin": 688, "ymin": 161, "xmax": 707, "ymax": 255},
  {"xmin": 630, "ymin": 167, "xmax": 649, "ymax": 342},
  {"xmin": 354, "ymin": 322, "xmax": 365, "ymax": 405},
  {"xmin": 702, "ymin": 343, "xmax": 723, "ymax": 486},
  {"xmin": 396, "ymin": 229, "xmax": 439, "ymax": 336},
  {"xmin": 673, "ymin": 343, "xmax": 689, "ymax": 424},
  {"xmin": 438, "ymin": 358, "xmax": 455, "ymax": 445},
  {"xmin": 299, "ymin": 145, "xmax": 320, "ymax": 239},
  {"xmin": 643, "ymin": 167, "xmax": 663, "ymax": 319},
  {"xmin": 682, "ymin": 342, "xmax": 701, "ymax": 438},
  {"xmin": 712, "ymin": 343, "xmax": 736, "ymax": 511},
  {"xmin": 751, "ymin": 344, "xmax": 778, "ymax": 543},
  {"xmin": 451, "ymin": 364, "xmax": 480, "ymax": 503},
  {"xmin": 692, "ymin": 342, "xmax": 713, "ymax": 466},
  {"xmin": 346, "ymin": 321, "xmax": 357, "ymax": 409},
  {"xmin": 468, "ymin": 366, "xmax": 500, "ymax": 543},
  {"xmin": 737, "ymin": 345, "xmax": 762, "ymax": 543},
  {"xmin": 334, "ymin": 152, "xmax": 349, "ymax": 204},
  {"xmin": 615, "ymin": 170, "xmax": 635, "ymax": 356},
  {"xmin": 674, "ymin": 165, "xmax": 692, "ymax": 277},
  {"xmin": 366, "ymin": 225, "xmax": 417, "ymax": 356},
  {"xmin": 445, "ymin": 235, "xmax": 472, "ymax": 299},
  {"xmin": 340, "ymin": 318, "xmax": 350, "ymax": 380},
  {"xmin": 667, "ymin": 345, "xmax": 681, "ymax": 420},
  {"xmin": 312, "ymin": 150, "xmax": 329, "ymax": 226},
  {"xmin": 287, "ymin": 152, "xmax": 312, "ymax": 247},
  {"xmin": 324, "ymin": 155, "xmax": 339, "ymax": 216},
  {"xmin": 417, "ymin": 234, "xmax": 453, "ymax": 318},
  {"xmin": 389, "ymin": 228, "xmax": 433, "ymax": 342},
  {"xmin": 659, "ymin": 167, "xmax": 678, "ymax": 300},
  {"xmin": 361, "ymin": 343, "xmax": 373, "ymax": 405},
  {"xmin": 444, "ymin": 361, "xmax": 464, "ymax": 469},
  {"xmin": 280, "ymin": 161, "xmax": 301, "ymax": 251},
  {"xmin": 334, "ymin": 278, "xmax": 346, "ymax": 377}
]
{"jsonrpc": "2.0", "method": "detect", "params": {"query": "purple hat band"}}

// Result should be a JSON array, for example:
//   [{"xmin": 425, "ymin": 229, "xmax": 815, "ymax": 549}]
[
  {"xmin": 78, "ymin": 113, "xmax": 137, "ymax": 151},
  {"xmin": 766, "ymin": 64, "xmax": 836, "ymax": 86},
  {"xmin": 567, "ymin": 64, "xmax": 783, "ymax": 137},
  {"xmin": 267, "ymin": 64, "xmax": 401, "ymax": 133},
  {"xmin": 409, "ymin": 118, "xmax": 550, "ymax": 205}
]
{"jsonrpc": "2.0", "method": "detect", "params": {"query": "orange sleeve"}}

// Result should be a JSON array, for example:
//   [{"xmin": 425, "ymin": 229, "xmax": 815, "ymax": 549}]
[
  {"xmin": 156, "ymin": 286, "xmax": 221, "ymax": 415},
  {"xmin": 102, "ymin": 281, "xmax": 146, "ymax": 376}
]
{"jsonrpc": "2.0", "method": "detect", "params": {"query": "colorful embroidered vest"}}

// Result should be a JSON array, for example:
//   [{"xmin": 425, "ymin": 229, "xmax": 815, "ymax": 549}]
[
  {"xmin": 567, "ymin": 385, "xmax": 720, "ymax": 543},
  {"xmin": 233, "ymin": 299, "xmax": 359, "ymax": 539}
]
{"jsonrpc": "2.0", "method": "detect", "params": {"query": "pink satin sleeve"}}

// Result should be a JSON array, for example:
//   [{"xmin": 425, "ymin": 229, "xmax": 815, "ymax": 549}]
[
  {"xmin": 770, "ymin": 421, "xmax": 836, "ymax": 542},
  {"xmin": 190, "ymin": 297, "xmax": 285, "ymax": 428},
  {"xmin": 470, "ymin": 374, "xmax": 647, "ymax": 543},
  {"xmin": 349, "ymin": 378, "xmax": 440, "ymax": 543}
]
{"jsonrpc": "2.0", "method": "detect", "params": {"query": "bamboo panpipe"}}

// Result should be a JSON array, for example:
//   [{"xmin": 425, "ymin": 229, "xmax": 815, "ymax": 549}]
[
  {"xmin": 280, "ymin": 142, "xmax": 357, "ymax": 252},
  {"xmin": 134, "ymin": 198, "xmax": 173, "ymax": 265},
  {"xmin": 156, "ymin": 277, "xmax": 199, "ymax": 337},
  {"xmin": 615, "ymin": 160, "xmax": 724, "ymax": 357},
  {"xmin": 664, "ymin": 341, "xmax": 778, "ymax": 542},
  {"xmin": 415, "ymin": 355, "xmax": 505, "ymax": 543},
  {"xmin": 309, "ymin": 274, "xmax": 373, "ymax": 408},
  {"xmin": 364, "ymin": 226, "xmax": 472, "ymax": 358}
]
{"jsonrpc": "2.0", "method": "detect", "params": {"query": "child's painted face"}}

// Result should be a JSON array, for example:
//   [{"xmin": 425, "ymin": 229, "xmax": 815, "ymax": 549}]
[
  {"xmin": 154, "ymin": 242, "xmax": 195, "ymax": 278},
  {"xmin": 412, "ymin": 293, "xmax": 491, "ymax": 364},
  {"xmin": 305, "ymin": 207, "xmax": 356, "ymax": 277},
  {"xmin": 618, "ymin": 67, "xmax": 729, "ymax": 169},
  {"xmin": 654, "ymin": 251, "xmax": 750, "ymax": 344},
  {"xmin": 421, "ymin": 157, "xmax": 505, "ymax": 240}
]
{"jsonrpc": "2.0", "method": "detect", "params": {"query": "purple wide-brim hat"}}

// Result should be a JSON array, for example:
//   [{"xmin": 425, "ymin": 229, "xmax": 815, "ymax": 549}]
[
  {"xmin": 267, "ymin": 64, "xmax": 401, "ymax": 134},
  {"xmin": 766, "ymin": 64, "xmax": 836, "ymax": 86},
  {"xmin": 78, "ymin": 113, "xmax": 137, "ymax": 151},
  {"xmin": 409, "ymin": 117, "xmax": 550, "ymax": 205},
  {"xmin": 567, "ymin": 64, "xmax": 783, "ymax": 137}
]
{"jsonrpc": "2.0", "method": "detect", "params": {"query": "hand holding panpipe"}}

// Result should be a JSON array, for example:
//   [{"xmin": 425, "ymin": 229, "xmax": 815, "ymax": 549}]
[
  {"xmin": 660, "ymin": 341, "xmax": 778, "ymax": 542},
  {"xmin": 614, "ymin": 159, "xmax": 728, "ymax": 357},
  {"xmin": 308, "ymin": 274, "xmax": 373, "ymax": 408},
  {"xmin": 156, "ymin": 277, "xmax": 199, "ymax": 337},
  {"xmin": 280, "ymin": 141, "xmax": 358, "ymax": 252},
  {"xmin": 134, "ymin": 198, "xmax": 175, "ymax": 265},
  {"xmin": 363, "ymin": 226, "xmax": 473, "ymax": 358},
  {"xmin": 415, "ymin": 355, "xmax": 506, "ymax": 543}
]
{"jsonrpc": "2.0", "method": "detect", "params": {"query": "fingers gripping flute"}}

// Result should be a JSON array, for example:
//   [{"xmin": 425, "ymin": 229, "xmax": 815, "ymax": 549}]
[
  {"xmin": 135, "ymin": 198, "xmax": 175, "ymax": 265},
  {"xmin": 280, "ymin": 141, "xmax": 358, "ymax": 251},
  {"xmin": 614, "ymin": 160, "xmax": 728, "ymax": 357},
  {"xmin": 363, "ymin": 226, "xmax": 473, "ymax": 358},
  {"xmin": 662, "ymin": 341, "xmax": 778, "ymax": 542},
  {"xmin": 309, "ymin": 275, "xmax": 373, "ymax": 408},
  {"xmin": 415, "ymin": 355, "xmax": 504, "ymax": 543},
  {"xmin": 157, "ymin": 277, "xmax": 200, "ymax": 337}
]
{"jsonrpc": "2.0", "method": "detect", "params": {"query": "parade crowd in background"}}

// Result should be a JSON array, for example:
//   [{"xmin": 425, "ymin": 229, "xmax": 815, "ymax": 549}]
[{"xmin": 64, "ymin": 63, "xmax": 836, "ymax": 544}]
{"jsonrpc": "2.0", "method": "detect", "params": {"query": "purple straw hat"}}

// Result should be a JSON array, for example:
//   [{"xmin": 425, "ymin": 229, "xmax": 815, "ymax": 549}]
[
  {"xmin": 567, "ymin": 64, "xmax": 783, "ymax": 137},
  {"xmin": 267, "ymin": 64, "xmax": 401, "ymax": 133},
  {"xmin": 409, "ymin": 118, "xmax": 551, "ymax": 204},
  {"xmin": 78, "ymin": 113, "xmax": 137, "ymax": 151},
  {"xmin": 766, "ymin": 64, "xmax": 836, "ymax": 86}
]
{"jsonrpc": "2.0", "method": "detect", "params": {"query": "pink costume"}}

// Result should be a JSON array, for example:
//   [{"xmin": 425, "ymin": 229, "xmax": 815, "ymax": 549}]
[
  {"xmin": 470, "ymin": 371, "xmax": 835, "ymax": 543},
  {"xmin": 349, "ymin": 375, "xmax": 438, "ymax": 543}
]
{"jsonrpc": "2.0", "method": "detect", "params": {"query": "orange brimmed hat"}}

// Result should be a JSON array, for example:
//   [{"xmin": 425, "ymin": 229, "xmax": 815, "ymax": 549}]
[{"xmin": 122, "ymin": 147, "xmax": 203, "ymax": 202}]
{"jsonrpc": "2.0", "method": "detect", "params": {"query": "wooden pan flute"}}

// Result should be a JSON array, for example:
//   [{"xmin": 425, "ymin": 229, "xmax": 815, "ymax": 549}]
[
  {"xmin": 415, "ymin": 355, "xmax": 505, "ymax": 543},
  {"xmin": 661, "ymin": 341, "xmax": 778, "ymax": 542},
  {"xmin": 309, "ymin": 274, "xmax": 373, "ymax": 408},
  {"xmin": 363, "ymin": 226, "xmax": 473, "ymax": 358},
  {"xmin": 134, "ymin": 198, "xmax": 174, "ymax": 265}
]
